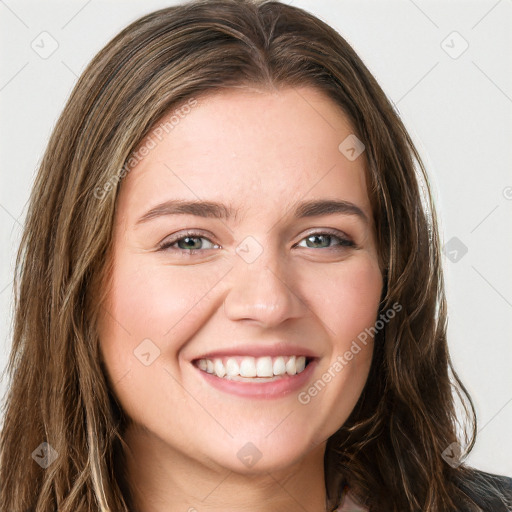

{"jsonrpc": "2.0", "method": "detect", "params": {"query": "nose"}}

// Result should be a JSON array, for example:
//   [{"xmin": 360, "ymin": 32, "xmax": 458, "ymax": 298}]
[{"xmin": 222, "ymin": 242, "xmax": 305, "ymax": 328}]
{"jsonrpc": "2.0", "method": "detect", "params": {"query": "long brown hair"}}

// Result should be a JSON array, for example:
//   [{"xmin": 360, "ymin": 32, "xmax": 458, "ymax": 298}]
[{"xmin": 0, "ymin": 0, "xmax": 497, "ymax": 510}]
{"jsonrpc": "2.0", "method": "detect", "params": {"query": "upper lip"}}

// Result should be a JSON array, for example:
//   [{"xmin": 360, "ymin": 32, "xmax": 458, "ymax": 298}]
[{"xmin": 192, "ymin": 344, "xmax": 319, "ymax": 361}]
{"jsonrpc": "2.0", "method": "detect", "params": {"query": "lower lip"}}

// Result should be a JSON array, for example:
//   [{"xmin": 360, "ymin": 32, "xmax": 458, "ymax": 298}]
[{"xmin": 194, "ymin": 359, "xmax": 318, "ymax": 399}]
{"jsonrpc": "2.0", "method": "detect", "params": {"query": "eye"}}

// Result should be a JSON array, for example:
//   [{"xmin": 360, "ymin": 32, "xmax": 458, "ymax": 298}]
[
  {"xmin": 158, "ymin": 231, "xmax": 220, "ymax": 254},
  {"xmin": 295, "ymin": 231, "xmax": 355, "ymax": 250},
  {"xmin": 158, "ymin": 229, "xmax": 356, "ymax": 255}
]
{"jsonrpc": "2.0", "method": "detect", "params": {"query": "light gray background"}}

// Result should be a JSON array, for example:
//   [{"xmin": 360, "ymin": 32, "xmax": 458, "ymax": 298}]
[{"xmin": 1, "ymin": 0, "xmax": 511, "ymax": 476}]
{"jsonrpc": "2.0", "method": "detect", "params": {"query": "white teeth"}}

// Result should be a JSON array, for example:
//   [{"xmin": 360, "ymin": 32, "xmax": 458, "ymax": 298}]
[
  {"xmin": 256, "ymin": 356, "xmax": 273, "ymax": 377},
  {"xmin": 196, "ymin": 355, "xmax": 310, "ymax": 379},
  {"xmin": 214, "ymin": 358, "xmax": 226, "ymax": 378},
  {"xmin": 226, "ymin": 358, "xmax": 239, "ymax": 377},
  {"xmin": 273, "ymin": 356, "xmax": 286, "ymax": 376},
  {"xmin": 285, "ymin": 355, "xmax": 296, "ymax": 375},
  {"xmin": 240, "ymin": 357, "xmax": 257, "ymax": 377},
  {"xmin": 296, "ymin": 356, "xmax": 306, "ymax": 373}
]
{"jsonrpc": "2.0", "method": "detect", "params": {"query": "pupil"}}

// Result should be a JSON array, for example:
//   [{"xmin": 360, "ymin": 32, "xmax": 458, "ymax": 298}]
[
  {"xmin": 308, "ymin": 235, "xmax": 329, "ymax": 248},
  {"xmin": 180, "ymin": 237, "xmax": 200, "ymax": 250}
]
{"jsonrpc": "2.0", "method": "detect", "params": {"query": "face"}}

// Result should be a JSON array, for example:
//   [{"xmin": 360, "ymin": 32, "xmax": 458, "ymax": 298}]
[{"xmin": 97, "ymin": 87, "xmax": 383, "ymax": 475}]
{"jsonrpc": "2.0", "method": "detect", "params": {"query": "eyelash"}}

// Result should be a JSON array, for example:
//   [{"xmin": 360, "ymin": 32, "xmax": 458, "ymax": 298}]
[{"xmin": 158, "ymin": 229, "xmax": 356, "ymax": 254}]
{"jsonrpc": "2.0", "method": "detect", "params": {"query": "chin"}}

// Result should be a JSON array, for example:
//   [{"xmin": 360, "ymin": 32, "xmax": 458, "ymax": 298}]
[{"xmin": 196, "ymin": 424, "xmax": 325, "ymax": 476}]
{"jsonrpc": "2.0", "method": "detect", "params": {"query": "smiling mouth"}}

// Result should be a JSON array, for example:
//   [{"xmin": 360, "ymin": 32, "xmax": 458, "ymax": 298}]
[{"xmin": 193, "ymin": 355, "xmax": 313, "ymax": 382}]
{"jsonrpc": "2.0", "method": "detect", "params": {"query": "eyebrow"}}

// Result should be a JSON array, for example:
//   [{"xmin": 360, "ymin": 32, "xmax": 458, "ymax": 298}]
[{"xmin": 135, "ymin": 199, "xmax": 368, "ymax": 225}]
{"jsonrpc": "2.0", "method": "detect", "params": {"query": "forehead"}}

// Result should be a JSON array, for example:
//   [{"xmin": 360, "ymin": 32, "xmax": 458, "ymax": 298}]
[{"xmin": 117, "ymin": 86, "xmax": 372, "ymax": 226}]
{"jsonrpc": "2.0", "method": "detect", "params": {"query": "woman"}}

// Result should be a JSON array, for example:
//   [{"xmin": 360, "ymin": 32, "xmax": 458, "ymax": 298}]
[{"xmin": 0, "ymin": 1, "xmax": 510, "ymax": 511}]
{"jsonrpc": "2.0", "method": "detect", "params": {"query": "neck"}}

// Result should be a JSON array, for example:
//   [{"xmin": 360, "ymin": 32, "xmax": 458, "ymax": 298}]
[{"xmin": 121, "ymin": 423, "xmax": 329, "ymax": 512}]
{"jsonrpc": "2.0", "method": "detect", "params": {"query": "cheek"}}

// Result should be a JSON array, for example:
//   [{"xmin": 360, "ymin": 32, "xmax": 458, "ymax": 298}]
[
  {"xmin": 97, "ymin": 255, "xmax": 229, "ymax": 374},
  {"xmin": 294, "ymin": 259, "xmax": 382, "ymax": 440},
  {"xmin": 96, "ymin": 258, "xmax": 216, "ymax": 422},
  {"xmin": 307, "ymin": 256, "xmax": 383, "ymax": 343}
]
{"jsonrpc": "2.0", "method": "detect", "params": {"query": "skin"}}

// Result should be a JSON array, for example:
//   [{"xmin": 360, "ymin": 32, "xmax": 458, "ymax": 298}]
[{"xmin": 97, "ymin": 86, "xmax": 383, "ymax": 512}]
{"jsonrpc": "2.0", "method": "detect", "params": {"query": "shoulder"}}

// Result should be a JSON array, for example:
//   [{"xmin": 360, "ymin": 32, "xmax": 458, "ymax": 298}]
[
  {"xmin": 455, "ymin": 468, "xmax": 512, "ymax": 511},
  {"xmin": 334, "ymin": 469, "xmax": 512, "ymax": 511}
]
